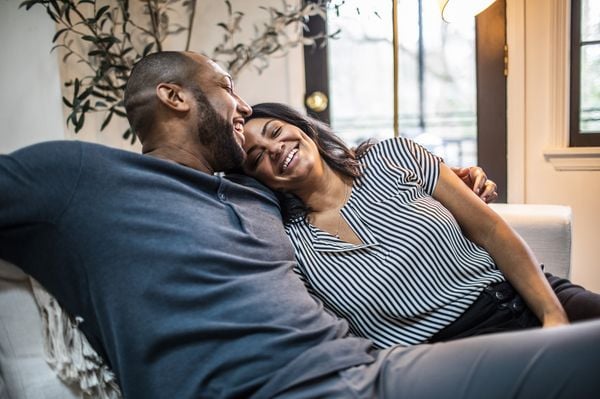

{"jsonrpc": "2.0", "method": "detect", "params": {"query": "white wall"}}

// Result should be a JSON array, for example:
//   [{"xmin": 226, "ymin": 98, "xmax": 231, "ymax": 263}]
[
  {"xmin": 0, "ymin": 1, "xmax": 64, "ymax": 153},
  {"xmin": 190, "ymin": 1, "xmax": 306, "ymax": 110},
  {"xmin": 508, "ymin": 0, "xmax": 600, "ymax": 291}
]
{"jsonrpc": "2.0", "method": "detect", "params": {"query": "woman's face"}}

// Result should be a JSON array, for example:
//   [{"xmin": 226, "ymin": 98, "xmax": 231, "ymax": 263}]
[{"xmin": 241, "ymin": 117, "xmax": 323, "ymax": 192}]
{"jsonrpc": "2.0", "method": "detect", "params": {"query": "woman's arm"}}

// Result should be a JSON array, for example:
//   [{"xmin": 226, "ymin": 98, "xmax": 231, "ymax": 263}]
[
  {"xmin": 433, "ymin": 163, "xmax": 568, "ymax": 327},
  {"xmin": 450, "ymin": 166, "xmax": 498, "ymax": 203}
]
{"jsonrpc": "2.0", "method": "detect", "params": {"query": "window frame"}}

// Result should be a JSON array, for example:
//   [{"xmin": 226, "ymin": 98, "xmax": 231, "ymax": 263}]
[{"xmin": 569, "ymin": 0, "xmax": 600, "ymax": 147}]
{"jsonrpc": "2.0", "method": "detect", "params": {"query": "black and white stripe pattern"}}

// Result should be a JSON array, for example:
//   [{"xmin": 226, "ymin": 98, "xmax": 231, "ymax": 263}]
[{"xmin": 285, "ymin": 137, "xmax": 504, "ymax": 347}]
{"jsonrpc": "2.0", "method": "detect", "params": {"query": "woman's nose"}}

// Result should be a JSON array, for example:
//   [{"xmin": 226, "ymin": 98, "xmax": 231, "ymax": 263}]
[{"xmin": 268, "ymin": 142, "xmax": 284, "ymax": 160}]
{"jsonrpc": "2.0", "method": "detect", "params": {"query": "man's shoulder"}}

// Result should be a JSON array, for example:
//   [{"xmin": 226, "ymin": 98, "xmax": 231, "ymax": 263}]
[
  {"xmin": 3, "ymin": 141, "xmax": 84, "ymax": 173},
  {"xmin": 225, "ymin": 173, "xmax": 273, "ymax": 193},
  {"xmin": 10, "ymin": 139, "xmax": 78, "ymax": 154},
  {"xmin": 5, "ymin": 141, "xmax": 144, "ymax": 183},
  {"xmin": 14, "ymin": 140, "xmax": 144, "ymax": 165},
  {"xmin": 9, "ymin": 140, "xmax": 122, "ymax": 159},
  {"xmin": 225, "ymin": 173, "xmax": 280, "ymax": 205}
]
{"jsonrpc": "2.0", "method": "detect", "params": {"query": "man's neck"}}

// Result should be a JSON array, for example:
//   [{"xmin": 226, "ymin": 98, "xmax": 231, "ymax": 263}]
[{"xmin": 143, "ymin": 144, "xmax": 214, "ymax": 174}]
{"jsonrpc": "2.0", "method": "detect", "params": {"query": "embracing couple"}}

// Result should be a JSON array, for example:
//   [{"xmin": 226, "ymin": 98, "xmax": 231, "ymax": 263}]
[{"xmin": 1, "ymin": 51, "xmax": 599, "ymax": 398}]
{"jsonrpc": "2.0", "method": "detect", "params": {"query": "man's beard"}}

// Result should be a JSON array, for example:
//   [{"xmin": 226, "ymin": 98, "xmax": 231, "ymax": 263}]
[{"xmin": 192, "ymin": 88, "xmax": 245, "ymax": 172}]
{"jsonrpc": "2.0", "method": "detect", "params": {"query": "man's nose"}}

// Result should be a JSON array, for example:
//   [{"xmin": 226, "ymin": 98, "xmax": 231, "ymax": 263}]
[{"xmin": 236, "ymin": 95, "xmax": 252, "ymax": 117}]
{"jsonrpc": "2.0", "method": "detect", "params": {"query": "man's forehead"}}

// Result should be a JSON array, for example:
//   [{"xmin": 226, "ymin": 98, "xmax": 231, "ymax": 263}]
[
  {"xmin": 185, "ymin": 52, "xmax": 232, "ymax": 81},
  {"xmin": 206, "ymin": 59, "xmax": 227, "ymax": 75},
  {"xmin": 207, "ymin": 61, "xmax": 233, "ymax": 84}
]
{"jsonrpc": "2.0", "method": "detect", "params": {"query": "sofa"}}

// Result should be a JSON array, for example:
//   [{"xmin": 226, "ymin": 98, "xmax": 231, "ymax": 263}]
[{"xmin": 0, "ymin": 203, "xmax": 573, "ymax": 398}]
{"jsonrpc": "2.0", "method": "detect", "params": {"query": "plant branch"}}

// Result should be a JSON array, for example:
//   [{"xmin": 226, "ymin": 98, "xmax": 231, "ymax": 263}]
[
  {"xmin": 145, "ymin": 0, "xmax": 163, "ymax": 52},
  {"xmin": 185, "ymin": 0, "xmax": 197, "ymax": 51}
]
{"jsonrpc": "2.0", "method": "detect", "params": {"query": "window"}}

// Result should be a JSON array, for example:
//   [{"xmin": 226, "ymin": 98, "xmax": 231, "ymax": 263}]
[
  {"xmin": 326, "ymin": 0, "xmax": 479, "ymax": 168},
  {"xmin": 570, "ymin": 0, "xmax": 600, "ymax": 146},
  {"xmin": 303, "ymin": 0, "xmax": 507, "ymax": 200}
]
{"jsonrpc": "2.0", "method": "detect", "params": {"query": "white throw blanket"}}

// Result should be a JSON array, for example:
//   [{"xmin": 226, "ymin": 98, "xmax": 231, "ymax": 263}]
[{"xmin": 29, "ymin": 278, "xmax": 122, "ymax": 399}]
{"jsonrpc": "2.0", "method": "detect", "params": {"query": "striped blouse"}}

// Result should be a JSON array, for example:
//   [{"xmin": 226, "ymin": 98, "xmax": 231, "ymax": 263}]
[{"xmin": 285, "ymin": 137, "xmax": 505, "ymax": 347}]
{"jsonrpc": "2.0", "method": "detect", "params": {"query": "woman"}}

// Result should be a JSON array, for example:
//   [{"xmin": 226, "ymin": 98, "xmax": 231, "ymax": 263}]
[{"xmin": 241, "ymin": 102, "xmax": 600, "ymax": 348}]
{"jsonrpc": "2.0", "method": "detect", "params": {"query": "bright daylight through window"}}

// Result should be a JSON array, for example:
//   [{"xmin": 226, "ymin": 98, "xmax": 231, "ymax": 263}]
[{"xmin": 327, "ymin": 0, "xmax": 478, "ymax": 166}]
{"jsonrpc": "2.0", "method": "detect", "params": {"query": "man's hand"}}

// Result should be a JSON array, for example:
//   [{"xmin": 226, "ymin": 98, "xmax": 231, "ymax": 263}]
[{"xmin": 450, "ymin": 166, "xmax": 498, "ymax": 203}]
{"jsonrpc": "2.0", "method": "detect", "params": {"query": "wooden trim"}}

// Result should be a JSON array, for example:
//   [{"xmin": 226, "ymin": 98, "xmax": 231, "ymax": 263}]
[
  {"xmin": 506, "ymin": 0, "xmax": 526, "ymax": 203},
  {"xmin": 544, "ymin": 147, "xmax": 600, "ymax": 170},
  {"xmin": 476, "ymin": 0, "xmax": 507, "ymax": 202},
  {"xmin": 392, "ymin": 0, "xmax": 399, "ymax": 137},
  {"xmin": 302, "ymin": 0, "xmax": 330, "ymax": 123},
  {"xmin": 543, "ymin": 0, "xmax": 600, "ymax": 169},
  {"xmin": 569, "ymin": 0, "xmax": 600, "ymax": 147},
  {"xmin": 549, "ymin": 0, "xmax": 571, "ymax": 148},
  {"xmin": 570, "ymin": 0, "xmax": 583, "ymax": 146}
]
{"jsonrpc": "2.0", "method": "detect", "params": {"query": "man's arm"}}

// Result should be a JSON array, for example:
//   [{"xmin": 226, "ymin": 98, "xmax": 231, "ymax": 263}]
[{"xmin": 0, "ymin": 142, "xmax": 82, "ymax": 259}]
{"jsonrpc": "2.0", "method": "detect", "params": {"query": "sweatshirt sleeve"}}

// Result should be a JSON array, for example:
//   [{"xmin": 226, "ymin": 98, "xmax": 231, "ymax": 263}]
[{"xmin": 0, "ymin": 141, "xmax": 82, "ymax": 260}]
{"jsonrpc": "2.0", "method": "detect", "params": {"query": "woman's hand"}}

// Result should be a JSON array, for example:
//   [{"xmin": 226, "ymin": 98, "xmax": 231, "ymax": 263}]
[
  {"xmin": 542, "ymin": 311, "xmax": 570, "ymax": 328},
  {"xmin": 450, "ymin": 166, "xmax": 498, "ymax": 203}
]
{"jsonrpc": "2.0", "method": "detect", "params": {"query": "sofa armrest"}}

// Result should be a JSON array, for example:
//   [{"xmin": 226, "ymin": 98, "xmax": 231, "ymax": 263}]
[{"xmin": 489, "ymin": 204, "xmax": 572, "ymax": 279}]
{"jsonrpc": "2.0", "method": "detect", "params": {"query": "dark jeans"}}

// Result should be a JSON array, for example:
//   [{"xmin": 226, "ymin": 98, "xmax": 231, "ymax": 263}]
[{"xmin": 429, "ymin": 273, "xmax": 600, "ymax": 343}]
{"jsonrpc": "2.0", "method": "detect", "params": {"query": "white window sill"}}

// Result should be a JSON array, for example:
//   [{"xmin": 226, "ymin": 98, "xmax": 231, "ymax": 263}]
[{"xmin": 544, "ymin": 147, "xmax": 600, "ymax": 170}]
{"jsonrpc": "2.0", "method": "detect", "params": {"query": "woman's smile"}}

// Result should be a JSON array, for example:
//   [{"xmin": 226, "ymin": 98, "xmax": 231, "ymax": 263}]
[
  {"xmin": 281, "ymin": 147, "xmax": 299, "ymax": 172},
  {"xmin": 242, "ymin": 117, "xmax": 324, "ymax": 192}
]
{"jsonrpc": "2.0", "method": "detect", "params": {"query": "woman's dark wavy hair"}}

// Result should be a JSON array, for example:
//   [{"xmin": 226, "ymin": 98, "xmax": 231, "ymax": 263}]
[{"xmin": 246, "ymin": 102, "xmax": 374, "ymax": 222}]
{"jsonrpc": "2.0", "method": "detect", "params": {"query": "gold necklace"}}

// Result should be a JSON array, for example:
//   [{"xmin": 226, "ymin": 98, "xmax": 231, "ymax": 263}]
[{"xmin": 334, "ymin": 183, "xmax": 350, "ymax": 239}]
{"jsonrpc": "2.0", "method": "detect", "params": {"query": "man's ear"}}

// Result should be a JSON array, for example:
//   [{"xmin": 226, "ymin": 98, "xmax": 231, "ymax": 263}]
[{"xmin": 156, "ymin": 83, "xmax": 191, "ymax": 112}]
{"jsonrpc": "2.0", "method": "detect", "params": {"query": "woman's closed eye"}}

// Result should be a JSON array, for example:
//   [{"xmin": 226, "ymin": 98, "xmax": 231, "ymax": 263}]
[
  {"xmin": 271, "ymin": 125, "xmax": 282, "ymax": 138},
  {"xmin": 246, "ymin": 122, "xmax": 283, "ymax": 170},
  {"xmin": 250, "ymin": 150, "xmax": 265, "ymax": 169}
]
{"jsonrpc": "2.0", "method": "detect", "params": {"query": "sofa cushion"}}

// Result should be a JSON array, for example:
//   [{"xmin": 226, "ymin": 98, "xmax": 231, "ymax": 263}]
[
  {"xmin": 0, "ymin": 258, "xmax": 122, "ymax": 398},
  {"xmin": 0, "ymin": 259, "xmax": 81, "ymax": 398}
]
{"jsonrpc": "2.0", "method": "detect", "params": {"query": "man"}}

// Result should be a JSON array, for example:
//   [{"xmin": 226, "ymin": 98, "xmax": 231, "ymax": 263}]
[{"xmin": 1, "ymin": 51, "xmax": 599, "ymax": 398}]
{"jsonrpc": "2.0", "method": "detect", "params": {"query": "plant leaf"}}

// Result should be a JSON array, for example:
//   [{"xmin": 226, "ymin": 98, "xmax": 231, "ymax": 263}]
[
  {"xmin": 62, "ymin": 96, "xmax": 73, "ymax": 108},
  {"xmin": 52, "ymin": 28, "xmax": 68, "ymax": 43},
  {"xmin": 142, "ymin": 42, "xmax": 154, "ymax": 56},
  {"xmin": 81, "ymin": 35, "xmax": 98, "ymax": 42},
  {"xmin": 100, "ymin": 110, "xmax": 113, "ymax": 131},
  {"xmin": 95, "ymin": 5, "xmax": 110, "ymax": 20}
]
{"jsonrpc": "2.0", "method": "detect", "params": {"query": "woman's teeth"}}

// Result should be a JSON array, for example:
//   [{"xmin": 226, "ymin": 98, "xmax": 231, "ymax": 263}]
[{"xmin": 282, "ymin": 148, "xmax": 298, "ymax": 171}]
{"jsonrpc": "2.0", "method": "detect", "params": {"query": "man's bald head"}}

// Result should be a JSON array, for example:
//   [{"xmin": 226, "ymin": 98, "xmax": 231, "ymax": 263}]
[{"xmin": 124, "ymin": 51, "xmax": 209, "ymax": 141}]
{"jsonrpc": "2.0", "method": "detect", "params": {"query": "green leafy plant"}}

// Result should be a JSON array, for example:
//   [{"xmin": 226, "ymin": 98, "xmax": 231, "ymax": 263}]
[
  {"xmin": 213, "ymin": 1, "xmax": 339, "ymax": 78},
  {"xmin": 20, "ymin": 0, "xmax": 341, "ymax": 143},
  {"xmin": 20, "ymin": 0, "xmax": 196, "ymax": 142}
]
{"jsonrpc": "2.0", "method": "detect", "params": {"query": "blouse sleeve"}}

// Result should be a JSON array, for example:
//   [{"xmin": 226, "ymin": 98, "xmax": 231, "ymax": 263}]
[{"xmin": 366, "ymin": 137, "xmax": 443, "ymax": 196}]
